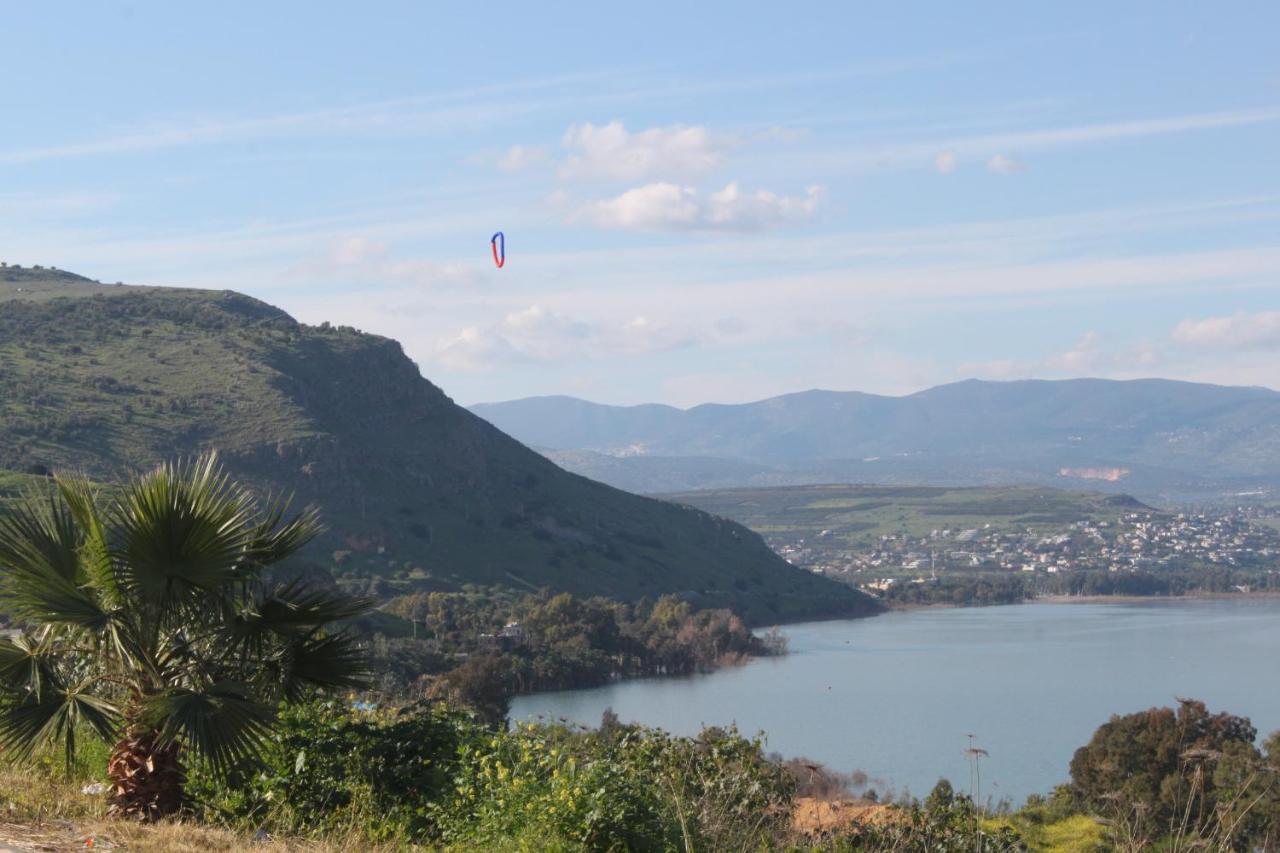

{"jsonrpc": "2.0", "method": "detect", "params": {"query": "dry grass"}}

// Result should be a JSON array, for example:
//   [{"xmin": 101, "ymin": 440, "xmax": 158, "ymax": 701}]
[
  {"xmin": 0, "ymin": 818, "xmax": 421, "ymax": 852},
  {"xmin": 0, "ymin": 767, "xmax": 424, "ymax": 852}
]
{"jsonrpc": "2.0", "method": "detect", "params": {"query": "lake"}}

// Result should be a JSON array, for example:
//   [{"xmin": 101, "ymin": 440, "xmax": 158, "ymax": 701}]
[{"xmin": 510, "ymin": 598, "xmax": 1280, "ymax": 804}]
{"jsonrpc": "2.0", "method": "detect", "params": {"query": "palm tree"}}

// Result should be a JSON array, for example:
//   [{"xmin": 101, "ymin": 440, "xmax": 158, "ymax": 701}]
[{"xmin": 0, "ymin": 453, "xmax": 372, "ymax": 819}]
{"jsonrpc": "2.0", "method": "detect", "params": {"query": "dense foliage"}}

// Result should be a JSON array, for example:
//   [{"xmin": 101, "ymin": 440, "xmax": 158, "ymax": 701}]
[
  {"xmin": 374, "ymin": 589, "xmax": 779, "ymax": 723},
  {"xmin": 1037, "ymin": 567, "xmax": 1280, "ymax": 597},
  {"xmin": 5, "ymin": 694, "xmax": 1280, "ymax": 850},
  {"xmin": 882, "ymin": 575, "xmax": 1032, "ymax": 607},
  {"xmin": 188, "ymin": 701, "xmax": 471, "ymax": 841},
  {"xmin": 879, "ymin": 568, "xmax": 1280, "ymax": 608},
  {"xmin": 0, "ymin": 454, "xmax": 371, "ymax": 818},
  {"xmin": 192, "ymin": 701, "xmax": 796, "ymax": 850},
  {"xmin": 1068, "ymin": 699, "xmax": 1280, "ymax": 847},
  {"xmin": 831, "ymin": 780, "xmax": 1026, "ymax": 852}
]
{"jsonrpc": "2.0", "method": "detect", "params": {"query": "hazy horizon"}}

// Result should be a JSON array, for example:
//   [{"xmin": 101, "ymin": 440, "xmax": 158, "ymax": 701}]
[
  {"xmin": 4, "ymin": 2, "xmax": 1278, "ymax": 407},
  {"xmin": 468, "ymin": 374, "xmax": 1280, "ymax": 409}
]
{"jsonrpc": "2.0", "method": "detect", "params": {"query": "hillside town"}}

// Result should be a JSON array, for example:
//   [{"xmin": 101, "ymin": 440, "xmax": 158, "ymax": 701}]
[{"xmin": 770, "ymin": 507, "xmax": 1280, "ymax": 592}]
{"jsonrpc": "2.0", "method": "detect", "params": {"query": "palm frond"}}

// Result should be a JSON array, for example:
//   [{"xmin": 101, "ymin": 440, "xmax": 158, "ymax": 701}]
[
  {"xmin": 257, "ymin": 579, "xmax": 374, "ymax": 629},
  {"xmin": 0, "ymin": 635, "xmax": 59, "ymax": 698},
  {"xmin": 220, "ymin": 580, "xmax": 371, "ymax": 673},
  {"xmin": 0, "ymin": 489, "xmax": 79, "ymax": 581},
  {"xmin": 142, "ymin": 682, "xmax": 275, "ymax": 778},
  {"xmin": 110, "ymin": 453, "xmax": 256, "ymax": 606},
  {"xmin": 55, "ymin": 474, "xmax": 123, "ymax": 611},
  {"xmin": 244, "ymin": 498, "xmax": 323, "ymax": 568},
  {"xmin": 0, "ymin": 680, "xmax": 119, "ymax": 771},
  {"xmin": 274, "ymin": 631, "xmax": 372, "ymax": 703},
  {"xmin": 0, "ymin": 497, "xmax": 109, "ymax": 628}
]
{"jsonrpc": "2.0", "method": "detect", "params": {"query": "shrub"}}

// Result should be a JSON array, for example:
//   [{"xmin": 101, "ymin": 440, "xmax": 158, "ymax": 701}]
[
  {"xmin": 190, "ymin": 701, "xmax": 480, "ymax": 841},
  {"xmin": 1069, "ymin": 699, "xmax": 1261, "ymax": 835},
  {"xmin": 437, "ymin": 720, "xmax": 794, "ymax": 851},
  {"xmin": 194, "ymin": 699, "xmax": 794, "ymax": 849},
  {"xmin": 833, "ymin": 781, "xmax": 1025, "ymax": 852}
]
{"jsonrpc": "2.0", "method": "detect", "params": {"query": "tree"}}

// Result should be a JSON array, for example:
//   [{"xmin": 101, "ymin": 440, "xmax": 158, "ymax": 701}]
[
  {"xmin": 1069, "ymin": 699, "xmax": 1264, "ymax": 840},
  {"xmin": 430, "ymin": 652, "xmax": 517, "ymax": 726},
  {"xmin": 0, "ymin": 453, "xmax": 372, "ymax": 819}
]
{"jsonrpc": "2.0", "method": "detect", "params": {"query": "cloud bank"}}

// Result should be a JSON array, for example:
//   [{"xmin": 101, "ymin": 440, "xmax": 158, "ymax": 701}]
[
  {"xmin": 1172, "ymin": 311, "xmax": 1280, "ymax": 350},
  {"xmin": 559, "ymin": 121, "xmax": 731, "ymax": 182},
  {"xmin": 578, "ymin": 181, "xmax": 823, "ymax": 232}
]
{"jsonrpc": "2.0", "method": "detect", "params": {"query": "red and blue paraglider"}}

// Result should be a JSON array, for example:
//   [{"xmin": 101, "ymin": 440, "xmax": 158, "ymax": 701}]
[{"xmin": 490, "ymin": 231, "xmax": 505, "ymax": 269}]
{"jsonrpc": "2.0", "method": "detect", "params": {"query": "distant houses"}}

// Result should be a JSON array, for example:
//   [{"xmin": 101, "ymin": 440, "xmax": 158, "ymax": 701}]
[{"xmin": 478, "ymin": 621, "xmax": 527, "ymax": 651}]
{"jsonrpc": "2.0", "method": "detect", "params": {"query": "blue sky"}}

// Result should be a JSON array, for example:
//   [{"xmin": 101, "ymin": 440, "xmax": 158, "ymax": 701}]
[{"xmin": 2, "ymin": 1, "xmax": 1278, "ymax": 406}]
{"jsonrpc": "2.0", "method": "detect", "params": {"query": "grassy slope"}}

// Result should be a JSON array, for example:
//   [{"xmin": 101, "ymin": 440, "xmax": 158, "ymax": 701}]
[
  {"xmin": 662, "ymin": 484, "xmax": 1154, "ymax": 548},
  {"xmin": 0, "ymin": 267, "xmax": 876, "ymax": 624}
]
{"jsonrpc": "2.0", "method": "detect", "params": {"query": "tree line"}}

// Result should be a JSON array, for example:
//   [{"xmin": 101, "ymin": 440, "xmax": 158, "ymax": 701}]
[{"xmin": 378, "ymin": 587, "xmax": 784, "ymax": 723}]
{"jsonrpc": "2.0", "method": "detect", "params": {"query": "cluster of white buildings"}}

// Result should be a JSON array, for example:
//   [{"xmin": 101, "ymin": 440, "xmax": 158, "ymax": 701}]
[{"xmin": 771, "ymin": 507, "xmax": 1280, "ymax": 586}]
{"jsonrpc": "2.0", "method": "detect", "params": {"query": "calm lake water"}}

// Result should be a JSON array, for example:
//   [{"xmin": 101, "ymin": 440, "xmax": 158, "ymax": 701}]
[{"xmin": 510, "ymin": 599, "xmax": 1280, "ymax": 804}]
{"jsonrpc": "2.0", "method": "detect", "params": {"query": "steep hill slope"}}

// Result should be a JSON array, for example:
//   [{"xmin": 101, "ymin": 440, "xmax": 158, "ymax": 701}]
[
  {"xmin": 0, "ymin": 267, "xmax": 875, "ymax": 623},
  {"xmin": 471, "ymin": 381, "xmax": 1280, "ymax": 502}
]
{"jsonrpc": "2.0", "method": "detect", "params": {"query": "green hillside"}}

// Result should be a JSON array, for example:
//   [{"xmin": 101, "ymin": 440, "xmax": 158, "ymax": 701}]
[
  {"xmin": 663, "ymin": 484, "xmax": 1155, "ymax": 547},
  {"xmin": 0, "ymin": 266, "xmax": 877, "ymax": 624}
]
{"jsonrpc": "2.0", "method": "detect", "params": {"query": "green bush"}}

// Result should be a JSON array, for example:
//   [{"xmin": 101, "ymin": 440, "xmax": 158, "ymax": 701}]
[
  {"xmin": 437, "ymin": 720, "xmax": 793, "ymax": 851},
  {"xmin": 438, "ymin": 722, "xmax": 667, "ymax": 849},
  {"xmin": 832, "ymin": 780, "xmax": 1025, "ymax": 852},
  {"xmin": 191, "ymin": 701, "xmax": 793, "ymax": 850},
  {"xmin": 190, "ymin": 700, "xmax": 481, "ymax": 840}
]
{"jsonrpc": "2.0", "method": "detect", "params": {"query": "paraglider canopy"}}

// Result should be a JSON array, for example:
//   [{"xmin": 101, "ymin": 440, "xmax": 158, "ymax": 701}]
[{"xmin": 491, "ymin": 231, "xmax": 505, "ymax": 268}]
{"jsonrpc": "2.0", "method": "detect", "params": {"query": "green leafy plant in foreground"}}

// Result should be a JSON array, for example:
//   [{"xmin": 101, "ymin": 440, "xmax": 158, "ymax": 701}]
[
  {"xmin": 189, "ymin": 700, "xmax": 476, "ymax": 841},
  {"xmin": 191, "ymin": 699, "xmax": 795, "ymax": 850},
  {"xmin": 0, "ymin": 453, "xmax": 373, "ymax": 819}
]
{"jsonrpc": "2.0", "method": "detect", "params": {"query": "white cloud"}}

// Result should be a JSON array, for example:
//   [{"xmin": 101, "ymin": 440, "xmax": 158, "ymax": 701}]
[
  {"xmin": 969, "ymin": 107, "xmax": 1280, "ymax": 154},
  {"xmin": 434, "ymin": 304, "xmax": 697, "ymax": 369},
  {"xmin": 559, "ymin": 121, "xmax": 731, "ymax": 181},
  {"xmin": 987, "ymin": 153, "xmax": 1025, "ymax": 174},
  {"xmin": 305, "ymin": 235, "xmax": 482, "ymax": 288},
  {"xmin": 1171, "ymin": 311, "xmax": 1280, "ymax": 350},
  {"xmin": 495, "ymin": 144, "xmax": 548, "ymax": 172},
  {"xmin": 754, "ymin": 125, "xmax": 809, "ymax": 144},
  {"xmin": 615, "ymin": 314, "xmax": 699, "ymax": 354},
  {"xmin": 1044, "ymin": 331, "xmax": 1103, "ymax": 372},
  {"xmin": 581, "ymin": 183, "xmax": 699, "ymax": 229},
  {"xmin": 383, "ymin": 259, "xmax": 484, "ymax": 288},
  {"xmin": 326, "ymin": 236, "xmax": 390, "ymax": 266},
  {"xmin": 817, "ymin": 107, "xmax": 1280, "ymax": 178},
  {"xmin": 434, "ymin": 325, "xmax": 523, "ymax": 369},
  {"xmin": 957, "ymin": 333, "xmax": 1166, "ymax": 384},
  {"xmin": 579, "ymin": 181, "xmax": 822, "ymax": 232}
]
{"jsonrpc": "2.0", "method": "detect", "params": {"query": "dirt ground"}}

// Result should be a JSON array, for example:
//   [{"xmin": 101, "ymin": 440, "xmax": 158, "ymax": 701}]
[{"xmin": 790, "ymin": 797, "xmax": 897, "ymax": 836}]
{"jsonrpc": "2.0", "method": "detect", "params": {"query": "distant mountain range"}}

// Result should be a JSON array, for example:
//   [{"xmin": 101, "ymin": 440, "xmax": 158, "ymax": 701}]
[
  {"xmin": 470, "ymin": 380, "xmax": 1280, "ymax": 503},
  {"xmin": 0, "ymin": 266, "xmax": 874, "ymax": 623}
]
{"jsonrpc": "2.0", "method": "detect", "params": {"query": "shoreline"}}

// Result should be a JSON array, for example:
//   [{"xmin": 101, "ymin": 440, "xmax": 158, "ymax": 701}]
[
  {"xmin": 511, "ymin": 591, "xmax": 1279, "ymax": 703},
  {"xmin": 1029, "ymin": 590, "xmax": 1280, "ymax": 605},
  {"xmin": 880, "ymin": 589, "xmax": 1280, "ymax": 607},
  {"xmin": 880, "ymin": 589, "xmax": 1280, "ymax": 613}
]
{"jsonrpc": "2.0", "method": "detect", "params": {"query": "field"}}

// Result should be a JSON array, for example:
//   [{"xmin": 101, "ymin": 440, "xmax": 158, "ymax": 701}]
[{"xmin": 663, "ymin": 484, "xmax": 1153, "ymax": 548}]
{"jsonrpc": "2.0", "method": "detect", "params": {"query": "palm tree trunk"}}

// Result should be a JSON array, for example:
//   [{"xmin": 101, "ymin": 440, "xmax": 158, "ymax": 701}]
[{"xmin": 106, "ymin": 722, "xmax": 186, "ymax": 820}]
